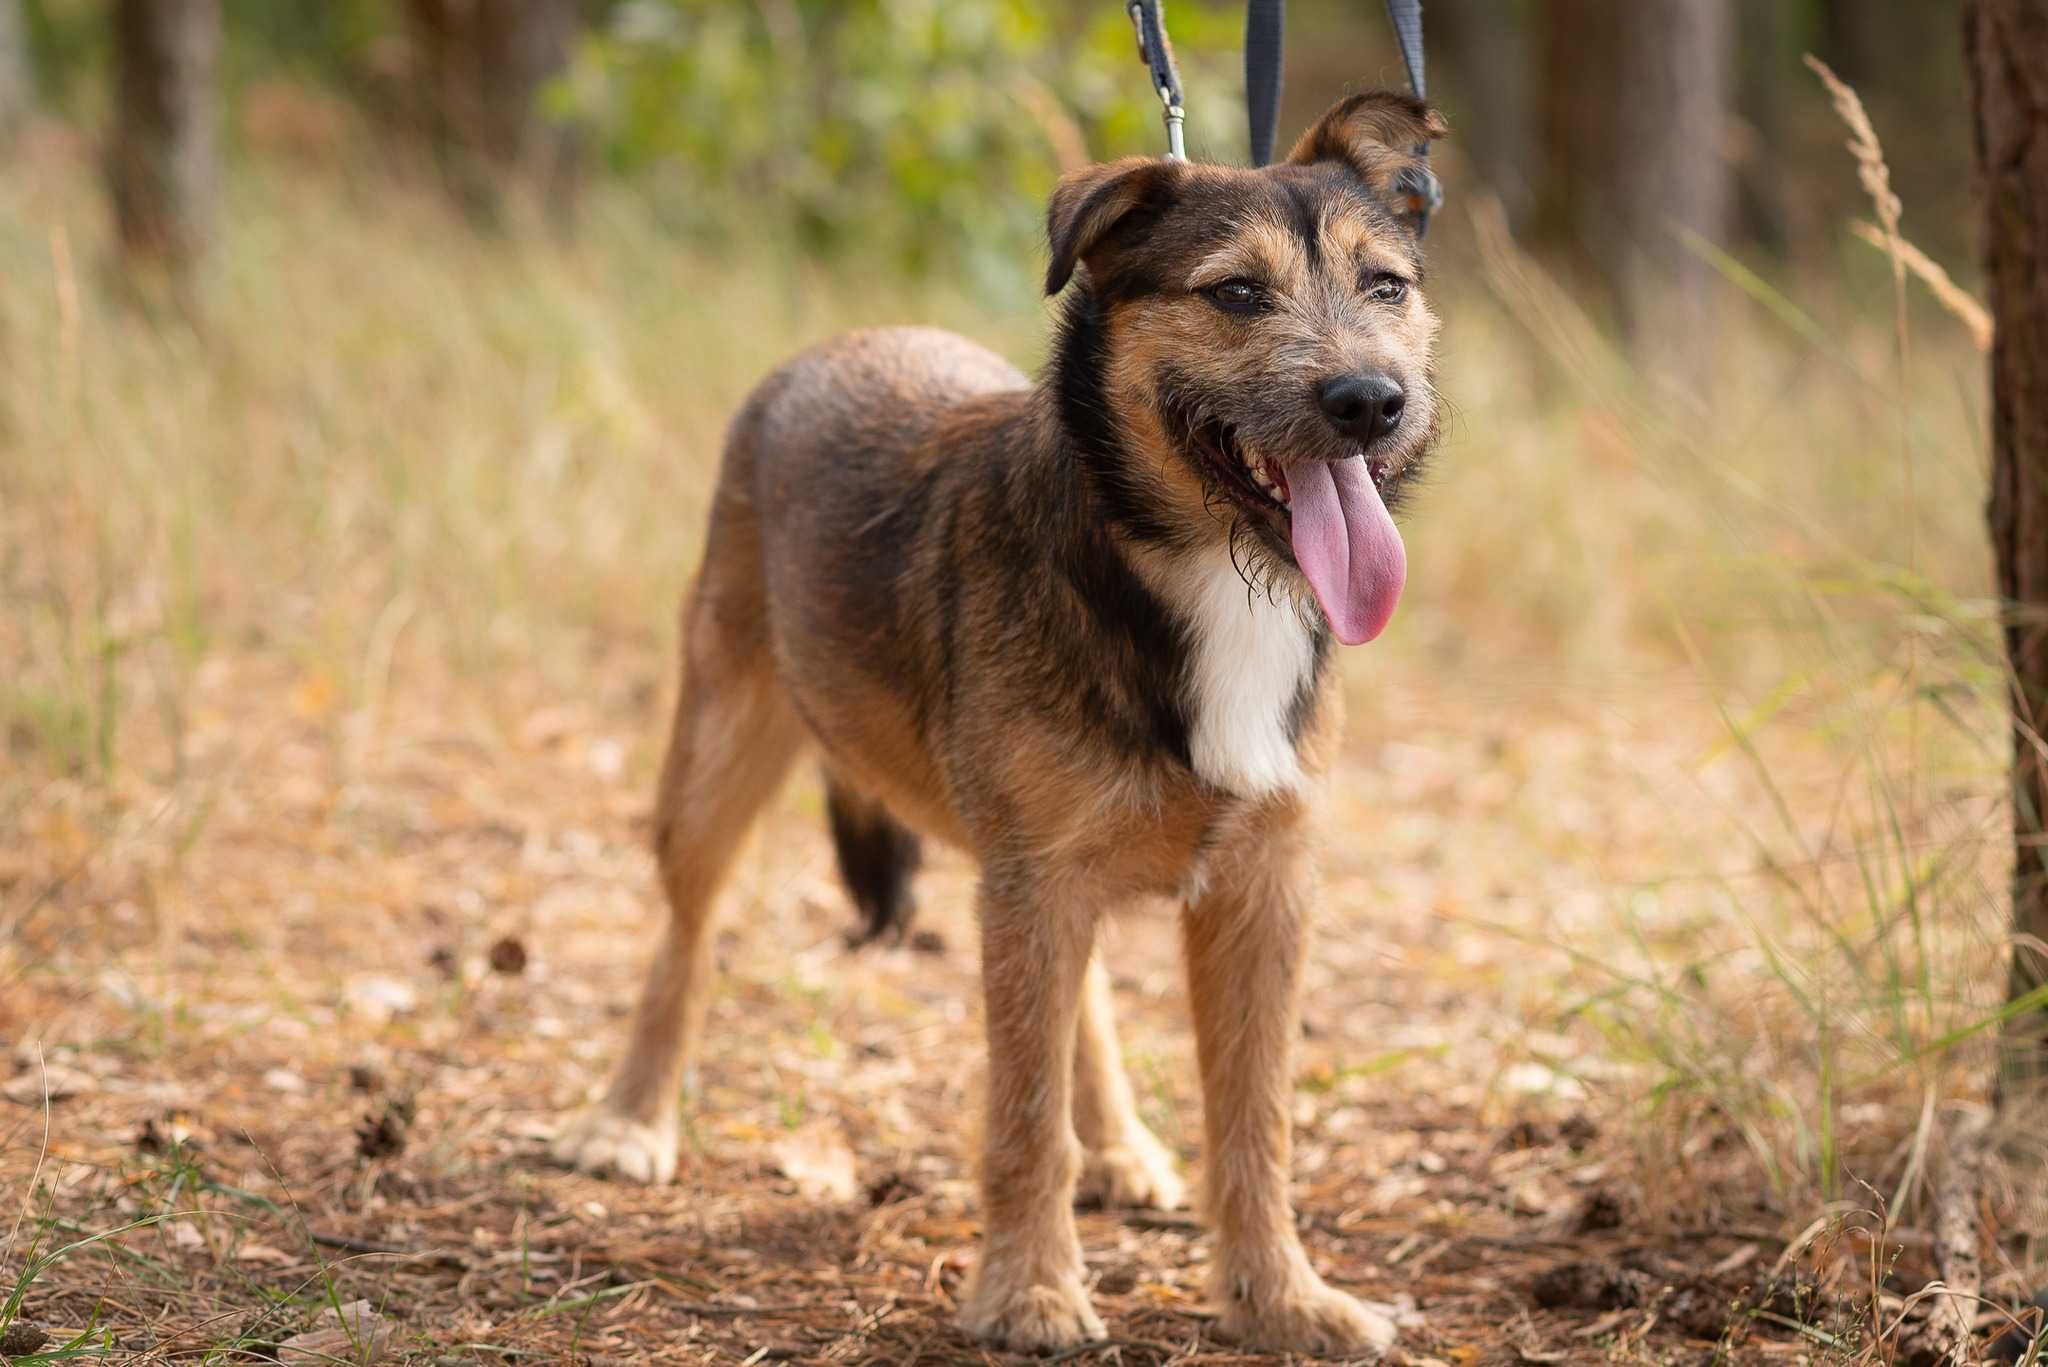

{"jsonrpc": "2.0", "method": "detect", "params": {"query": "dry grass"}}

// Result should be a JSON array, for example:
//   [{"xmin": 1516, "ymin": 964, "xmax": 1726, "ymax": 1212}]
[{"xmin": 2, "ymin": 94, "xmax": 2044, "ymax": 1365}]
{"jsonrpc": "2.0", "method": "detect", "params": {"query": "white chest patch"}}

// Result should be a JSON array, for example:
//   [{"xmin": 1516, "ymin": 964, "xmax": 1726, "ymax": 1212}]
[{"xmin": 1165, "ymin": 550, "xmax": 1317, "ymax": 798}]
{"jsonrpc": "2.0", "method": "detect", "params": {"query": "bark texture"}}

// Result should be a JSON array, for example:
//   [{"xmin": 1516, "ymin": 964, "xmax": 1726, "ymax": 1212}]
[
  {"xmin": 1429, "ymin": 0, "xmax": 1527, "ymax": 226},
  {"xmin": 1532, "ymin": 0, "xmax": 1731, "ymax": 357},
  {"xmin": 406, "ymin": 0, "xmax": 581, "ymax": 223},
  {"xmin": 1967, "ymin": 0, "xmax": 2048, "ymax": 1093},
  {"xmin": 1820, "ymin": 0, "xmax": 1878, "ymax": 85},
  {"xmin": 110, "ymin": 0, "xmax": 220, "ymax": 263},
  {"xmin": 1731, "ymin": 0, "xmax": 1794, "ymax": 251}
]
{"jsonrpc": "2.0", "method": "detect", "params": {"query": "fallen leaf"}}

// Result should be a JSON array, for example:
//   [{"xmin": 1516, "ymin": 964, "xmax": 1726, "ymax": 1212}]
[
  {"xmin": 1, "ymin": 1322, "xmax": 50, "ymax": 1356},
  {"xmin": 280, "ymin": 1299, "xmax": 392, "ymax": 1365},
  {"xmin": 769, "ymin": 1125, "xmax": 857, "ymax": 1203},
  {"xmin": 263, "ymin": 1067, "xmax": 308, "ymax": 1094},
  {"xmin": 1096, "ymin": 1266, "xmax": 1138, "ymax": 1295},
  {"xmin": 236, "ymin": 1242, "xmax": 296, "ymax": 1265},
  {"xmin": 1501, "ymin": 1061, "xmax": 1587, "ymax": 1100},
  {"xmin": 2, "ymin": 1063, "xmax": 96, "ymax": 1104},
  {"xmin": 1708, "ymin": 1243, "xmax": 1760, "ymax": 1278},
  {"xmin": 1571, "ymin": 1308, "xmax": 1633, "ymax": 1339},
  {"xmin": 343, "ymin": 974, "xmax": 418, "ymax": 1023}
]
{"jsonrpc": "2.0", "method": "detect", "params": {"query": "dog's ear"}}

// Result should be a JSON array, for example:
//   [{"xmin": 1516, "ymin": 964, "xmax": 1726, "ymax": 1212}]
[
  {"xmin": 1287, "ymin": 92, "xmax": 1447, "ymax": 235},
  {"xmin": 1045, "ymin": 157, "xmax": 1182, "ymax": 295}
]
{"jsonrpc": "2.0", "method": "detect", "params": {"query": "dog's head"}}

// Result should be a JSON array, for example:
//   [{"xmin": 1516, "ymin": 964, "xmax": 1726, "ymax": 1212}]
[{"xmin": 1046, "ymin": 92, "xmax": 1446, "ymax": 645}]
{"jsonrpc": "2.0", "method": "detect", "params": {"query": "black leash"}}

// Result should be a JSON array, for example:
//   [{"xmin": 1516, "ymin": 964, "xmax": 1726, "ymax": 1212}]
[
  {"xmin": 1136, "ymin": 0, "xmax": 1440, "ymax": 235},
  {"xmin": 1380, "ymin": 0, "xmax": 1440, "ymax": 235},
  {"xmin": 1244, "ymin": 0, "xmax": 1284, "ymax": 167},
  {"xmin": 1126, "ymin": 0, "xmax": 1187, "ymax": 160},
  {"xmin": 1382, "ymin": 0, "xmax": 1426, "ymax": 103}
]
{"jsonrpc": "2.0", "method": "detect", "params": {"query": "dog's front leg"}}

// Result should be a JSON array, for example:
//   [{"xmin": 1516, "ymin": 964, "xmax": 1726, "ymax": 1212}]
[
  {"xmin": 1183, "ymin": 837, "xmax": 1397, "ymax": 1358},
  {"xmin": 958, "ymin": 869, "xmax": 1104, "ymax": 1352}
]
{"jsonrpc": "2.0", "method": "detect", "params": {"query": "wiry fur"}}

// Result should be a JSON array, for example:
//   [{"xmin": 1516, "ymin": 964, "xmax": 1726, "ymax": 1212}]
[{"xmin": 552, "ymin": 92, "xmax": 1447, "ymax": 1356}]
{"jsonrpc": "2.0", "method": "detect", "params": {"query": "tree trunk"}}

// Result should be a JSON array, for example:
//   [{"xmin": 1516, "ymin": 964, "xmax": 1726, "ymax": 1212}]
[
  {"xmin": 1531, "ymin": 0, "xmax": 1731, "ymax": 359},
  {"xmin": 1966, "ymin": 0, "xmax": 2048, "ymax": 1097},
  {"xmin": 1730, "ymin": 0, "xmax": 1794, "ymax": 252},
  {"xmin": 406, "ymin": 0, "xmax": 581, "ymax": 225},
  {"xmin": 1429, "ymin": 0, "xmax": 1528, "ymax": 227},
  {"xmin": 110, "ymin": 0, "xmax": 220, "ymax": 264},
  {"xmin": 0, "ymin": 0, "xmax": 32, "ymax": 145},
  {"xmin": 1820, "ymin": 0, "xmax": 1878, "ymax": 86}
]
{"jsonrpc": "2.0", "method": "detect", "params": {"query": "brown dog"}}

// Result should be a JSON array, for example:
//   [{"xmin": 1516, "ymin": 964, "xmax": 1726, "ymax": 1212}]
[{"xmin": 554, "ymin": 92, "xmax": 1447, "ymax": 1355}]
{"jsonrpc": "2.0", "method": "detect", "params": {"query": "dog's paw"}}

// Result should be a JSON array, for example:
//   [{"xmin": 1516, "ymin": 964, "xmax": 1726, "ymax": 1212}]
[
  {"xmin": 550, "ymin": 1109, "xmax": 678, "ymax": 1185},
  {"xmin": 1216, "ymin": 1274, "xmax": 1397, "ymax": 1359},
  {"xmin": 1077, "ymin": 1136, "xmax": 1185, "ymax": 1211},
  {"xmin": 960, "ymin": 1268, "xmax": 1104, "ymax": 1352}
]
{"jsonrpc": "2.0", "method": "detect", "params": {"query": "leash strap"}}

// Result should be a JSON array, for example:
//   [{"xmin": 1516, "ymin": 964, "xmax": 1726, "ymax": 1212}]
[
  {"xmin": 1244, "ymin": 0, "xmax": 1284, "ymax": 166},
  {"xmin": 1381, "ymin": 0, "xmax": 1440, "ymax": 236},
  {"xmin": 1123, "ymin": 0, "xmax": 1442, "ymax": 235},
  {"xmin": 1383, "ymin": 0, "xmax": 1426, "ymax": 100},
  {"xmin": 1127, "ymin": 0, "xmax": 1187, "ymax": 159}
]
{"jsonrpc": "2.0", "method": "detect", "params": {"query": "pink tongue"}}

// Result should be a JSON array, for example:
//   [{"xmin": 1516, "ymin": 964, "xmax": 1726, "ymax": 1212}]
[{"xmin": 1283, "ymin": 457, "xmax": 1407, "ymax": 645}]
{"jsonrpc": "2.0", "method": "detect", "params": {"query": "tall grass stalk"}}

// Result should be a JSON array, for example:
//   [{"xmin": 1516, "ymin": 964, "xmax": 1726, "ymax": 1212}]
[{"xmin": 1453, "ymin": 63, "xmax": 2012, "ymax": 1250}]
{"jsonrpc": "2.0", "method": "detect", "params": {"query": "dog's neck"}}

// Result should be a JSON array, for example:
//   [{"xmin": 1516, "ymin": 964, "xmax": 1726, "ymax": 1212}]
[
  {"xmin": 1044, "ymin": 288, "xmax": 1170, "ymax": 540},
  {"xmin": 1037, "ymin": 287, "xmax": 1328, "ymax": 801}
]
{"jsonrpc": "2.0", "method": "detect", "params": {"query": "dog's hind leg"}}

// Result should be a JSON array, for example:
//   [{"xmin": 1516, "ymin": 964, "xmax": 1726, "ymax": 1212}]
[
  {"xmin": 553, "ymin": 559, "xmax": 805, "ymax": 1185},
  {"xmin": 825, "ymin": 775, "xmax": 922, "ymax": 946},
  {"xmin": 1071, "ymin": 956, "xmax": 1185, "ymax": 1211}
]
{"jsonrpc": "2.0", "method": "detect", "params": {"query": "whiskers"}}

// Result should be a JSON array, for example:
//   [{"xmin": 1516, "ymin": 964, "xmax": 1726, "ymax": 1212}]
[{"xmin": 1221, "ymin": 503, "xmax": 1294, "ymax": 609}]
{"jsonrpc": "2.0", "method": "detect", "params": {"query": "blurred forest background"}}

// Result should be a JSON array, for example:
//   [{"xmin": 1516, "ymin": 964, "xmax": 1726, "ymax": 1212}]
[
  {"xmin": 4, "ymin": 2, "xmax": 2045, "ymax": 1363},
  {"xmin": 0, "ymin": 1, "xmax": 1980, "ymax": 299}
]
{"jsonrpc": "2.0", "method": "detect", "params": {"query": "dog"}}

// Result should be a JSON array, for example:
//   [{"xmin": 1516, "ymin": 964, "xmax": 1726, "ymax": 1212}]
[{"xmin": 553, "ymin": 91, "xmax": 1447, "ymax": 1356}]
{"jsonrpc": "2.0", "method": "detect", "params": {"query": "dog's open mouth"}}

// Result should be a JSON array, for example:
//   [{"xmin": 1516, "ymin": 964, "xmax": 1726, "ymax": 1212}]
[
  {"xmin": 1187, "ymin": 416, "xmax": 1292, "ymax": 518},
  {"xmin": 1164, "ymin": 401, "xmax": 1409, "ymax": 646},
  {"xmin": 1176, "ymin": 412, "xmax": 1401, "ymax": 520}
]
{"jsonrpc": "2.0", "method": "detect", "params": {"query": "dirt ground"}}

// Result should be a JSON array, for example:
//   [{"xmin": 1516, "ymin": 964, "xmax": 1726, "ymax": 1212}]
[{"xmin": 0, "ymin": 638, "xmax": 2036, "ymax": 1365}]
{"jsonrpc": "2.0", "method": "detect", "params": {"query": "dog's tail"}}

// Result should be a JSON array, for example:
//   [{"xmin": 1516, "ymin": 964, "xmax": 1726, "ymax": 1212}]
[{"xmin": 825, "ymin": 773, "xmax": 922, "ymax": 947}]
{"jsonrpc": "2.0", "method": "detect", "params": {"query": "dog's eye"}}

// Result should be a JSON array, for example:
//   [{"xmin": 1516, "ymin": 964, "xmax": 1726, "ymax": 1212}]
[
  {"xmin": 1203, "ymin": 278, "xmax": 1269, "ymax": 313},
  {"xmin": 1364, "ymin": 272, "xmax": 1409, "ymax": 304}
]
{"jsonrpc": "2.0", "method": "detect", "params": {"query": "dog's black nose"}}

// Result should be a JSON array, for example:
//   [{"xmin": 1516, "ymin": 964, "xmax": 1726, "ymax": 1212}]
[{"xmin": 1316, "ymin": 373, "xmax": 1405, "ymax": 444}]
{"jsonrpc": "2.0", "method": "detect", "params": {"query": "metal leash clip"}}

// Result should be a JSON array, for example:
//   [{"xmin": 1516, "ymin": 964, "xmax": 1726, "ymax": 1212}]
[{"xmin": 1127, "ymin": 0, "xmax": 1187, "ymax": 161}]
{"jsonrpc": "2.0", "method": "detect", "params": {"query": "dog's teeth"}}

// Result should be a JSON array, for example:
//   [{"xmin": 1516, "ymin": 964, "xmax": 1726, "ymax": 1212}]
[
  {"xmin": 1238, "ymin": 451, "xmax": 1290, "ymax": 506},
  {"xmin": 1248, "ymin": 460, "xmax": 1288, "ymax": 505}
]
